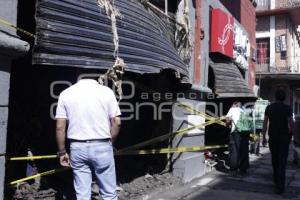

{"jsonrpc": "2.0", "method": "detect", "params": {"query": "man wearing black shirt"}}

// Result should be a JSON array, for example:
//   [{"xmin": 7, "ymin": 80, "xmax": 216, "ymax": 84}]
[{"xmin": 262, "ymin": 89, "xmax": 294, "ymax": 194}]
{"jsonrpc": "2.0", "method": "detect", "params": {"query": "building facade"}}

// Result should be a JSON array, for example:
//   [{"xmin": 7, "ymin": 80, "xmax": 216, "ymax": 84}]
[
  {"xmin": 220, "ymin": 0, "xmax": 257, "ymax": 89},
  {"xmin": 0, "ymin": 0, "xmax": 29, "ymax": 199},
  {"xmin": 199, "ymin": 0, "xmax": 256, "ymax": 148},
  {"xmin": 2, "ymin": 0, "xmax": 256, "ymax": 198},
  {"xmin": 173, "ymin": 0, "xmax": 257, "ymax": 182},
  {"xmin": 256, "ymin": 0, "xmax": 300, "ymax": 113}
]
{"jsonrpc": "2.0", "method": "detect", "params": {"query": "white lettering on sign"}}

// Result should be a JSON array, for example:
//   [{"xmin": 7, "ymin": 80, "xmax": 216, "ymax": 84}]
[
  {"xmin": 218, "ymin": 15, "xmax": 234, "ymax": 53},
  {"xmin": 279, "ymin": 0, "xmax": 300, "ymax": 8}
]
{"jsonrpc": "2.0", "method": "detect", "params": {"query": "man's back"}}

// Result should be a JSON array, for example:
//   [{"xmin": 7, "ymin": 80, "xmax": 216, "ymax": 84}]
[
  {"xmin": 265, "ymin": 102, "xmax": 292, "ymax": 137},
  {"xmin": 56, "ymin": 79, "xmax": 121, "ymax": 140}
]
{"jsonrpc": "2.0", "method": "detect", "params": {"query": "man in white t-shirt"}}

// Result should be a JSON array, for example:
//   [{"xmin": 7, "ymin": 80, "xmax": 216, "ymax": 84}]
[
  {"xmin": 226, "ymin": 102, "xmax": 242, "ymax": 133},
  {"xmin": 226, "ymin": 101, "xmax": 250, "ymax": 176},
  {"xmin": 55, "ymin": 78, "xmax": 121, "ymax": 200}
]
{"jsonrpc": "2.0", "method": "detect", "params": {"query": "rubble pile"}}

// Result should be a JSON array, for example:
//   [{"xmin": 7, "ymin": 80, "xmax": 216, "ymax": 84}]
[
  {"xmin": 117, "ymin": 173, "xmax": 181, "ymax": 200},
  {"xmin": 12, "ymin": 182, "xmax": 56, "ymax": 200},
  {"xmin": 11, "ymin": 173, "xmax": 181, "ymax": 200}
]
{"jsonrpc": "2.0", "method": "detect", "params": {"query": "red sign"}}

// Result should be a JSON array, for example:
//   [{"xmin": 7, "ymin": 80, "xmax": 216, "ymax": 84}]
[{"xmin": 210, "ymin": 8, "xmax": 234, "ymax": 58}]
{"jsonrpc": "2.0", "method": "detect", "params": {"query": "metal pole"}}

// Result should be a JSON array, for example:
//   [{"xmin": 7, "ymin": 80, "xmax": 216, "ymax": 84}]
[{"xmin": 165, "ymin": 0, "xmax": 168, "ymax": 15}]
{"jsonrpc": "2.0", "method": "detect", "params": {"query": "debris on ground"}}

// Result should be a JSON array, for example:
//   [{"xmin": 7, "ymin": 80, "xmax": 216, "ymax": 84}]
[
  {"xmin": 12, "ymin": 182, "xmax": 56, "ymax": 200},
  {"xmin": 11, "ymin": 173, "xmax": 181, "ymax": 200},
  {"xmin": 117, "ymin": 173, "xmax": 181, "ymax": 200}
]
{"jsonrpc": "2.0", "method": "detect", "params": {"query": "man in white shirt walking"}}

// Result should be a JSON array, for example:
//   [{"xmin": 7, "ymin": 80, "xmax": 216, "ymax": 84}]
[
  {"xmin": 226, "ymin": 101, "xmax": 250, "ymax": 176},
  {"xmin": 55, "ymin": 78, "xmax": 121, "ymax": 200}
]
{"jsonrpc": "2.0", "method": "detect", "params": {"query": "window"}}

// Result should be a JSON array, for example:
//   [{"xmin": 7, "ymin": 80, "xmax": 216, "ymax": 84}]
[
  {"xmin": 256, "ymin": 38, "xmax": 270, "ymax": 64},
  {"xmin": 256, "ymin": 0, "xmax": 270, "ymax": 10}
]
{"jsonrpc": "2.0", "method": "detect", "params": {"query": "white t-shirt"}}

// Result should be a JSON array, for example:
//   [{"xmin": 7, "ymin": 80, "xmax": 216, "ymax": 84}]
[
  {"xmin": 226, "ymin": 107, "xmax": 242, "ymax": 132},
  {"xmin": 55, "ymin": 79, "xmax": 121, "ymax": 140}
]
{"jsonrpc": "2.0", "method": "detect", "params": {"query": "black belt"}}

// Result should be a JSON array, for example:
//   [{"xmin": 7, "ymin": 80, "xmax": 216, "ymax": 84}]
[{"xmin": 69, "ymin": 138, "xmax": 110, "ymax": 143}]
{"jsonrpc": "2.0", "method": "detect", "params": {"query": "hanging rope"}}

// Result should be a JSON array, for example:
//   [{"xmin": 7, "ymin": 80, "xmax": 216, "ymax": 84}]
[
  {"xmin": 97, "ymin": 0, "xmax": 122, "ymax": 58},
  {"xmin": 97, "ymin": 0, "xmax": 125, "ymax": 101},
  {"xmin": 98, "ymin": 57, "xmax": 126, "ymax": 101}
]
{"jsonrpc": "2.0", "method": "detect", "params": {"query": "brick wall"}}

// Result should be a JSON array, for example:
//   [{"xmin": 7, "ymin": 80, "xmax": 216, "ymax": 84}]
[
  {"xmin": 219, "ymin": 0, "xmax": 256, "ymax": 47},
  {"xmin": 241, "ymin": 0, "xmax": 256, "ymax": 45},
  {"xmin": 219, "ymin": 0, "xmax": 241, "ymax": 20},
  {"xmin": 220, "ymin": 0, "xmax": 256, "ymax": 88},
  {"xmin": 240, "ymin": 0, "xmax": 256, "ymax": 89}
]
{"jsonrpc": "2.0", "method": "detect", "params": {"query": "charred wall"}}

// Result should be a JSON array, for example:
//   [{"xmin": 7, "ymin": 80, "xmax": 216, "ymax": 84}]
[
  {"xmin": 6, "ymin": 0, "xmax": 178, "ymax": 195},
  {"xmin": 7, "ymin": 62, "xmax": 177, "ymax": 197},
  {"xmin": 5, "ymin": 1, "xmax": 192, "ymax": 198}
]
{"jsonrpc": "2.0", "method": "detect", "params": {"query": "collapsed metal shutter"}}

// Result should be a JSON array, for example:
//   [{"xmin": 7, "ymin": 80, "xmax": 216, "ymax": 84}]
[
  {"xmin": 33, "ymin": 0, "xmax": 188, "ymax": 77},
  {"xmin": 209, "ymin": 60, "xmax": 255, "ymax": 98}
]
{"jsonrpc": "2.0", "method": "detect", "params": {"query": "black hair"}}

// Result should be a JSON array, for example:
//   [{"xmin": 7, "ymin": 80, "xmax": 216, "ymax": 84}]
[{"xmin": 275, "ymin": 89, "xmax": 286, "ymax": 101}]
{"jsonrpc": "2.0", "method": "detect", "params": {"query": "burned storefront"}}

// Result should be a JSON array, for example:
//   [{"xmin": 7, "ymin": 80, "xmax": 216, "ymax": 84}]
[
  {"xmin": 4, "ymin": 0, "xmax": 258, "ymax": 198},
  {"xmin": 5, "ymin": 0, "xmax": 207, "ymax": 199},
  {"xmin": 199, "ymin": 1, "xmax": 257, "ymax": 146}
]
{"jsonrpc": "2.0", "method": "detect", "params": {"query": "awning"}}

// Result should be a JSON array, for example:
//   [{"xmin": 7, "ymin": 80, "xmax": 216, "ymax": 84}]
[
  {"xmin": 209, "ymin": 60, "xmax": 255, "ymax": 98},
  {"xmin": 33, "ymin": 0, "xmax": 188, "ymax": 78}
]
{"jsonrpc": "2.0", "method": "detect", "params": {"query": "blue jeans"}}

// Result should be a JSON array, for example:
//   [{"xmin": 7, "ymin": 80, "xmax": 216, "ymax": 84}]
[{"xmin": 70, "ymin": 140, "xmax": 118, "ymax": 200}]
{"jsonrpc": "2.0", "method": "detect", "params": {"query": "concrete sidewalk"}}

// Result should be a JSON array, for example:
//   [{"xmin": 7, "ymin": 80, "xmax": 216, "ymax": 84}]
[{"xmin": 150, "ymin": 146, "xmax": 300, "ymax": 200}]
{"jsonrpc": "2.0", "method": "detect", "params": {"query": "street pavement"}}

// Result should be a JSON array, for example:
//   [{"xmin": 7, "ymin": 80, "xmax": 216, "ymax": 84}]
[{"xmin": 150, "ymin": 145, "xmax": 300, "ymax": 200}]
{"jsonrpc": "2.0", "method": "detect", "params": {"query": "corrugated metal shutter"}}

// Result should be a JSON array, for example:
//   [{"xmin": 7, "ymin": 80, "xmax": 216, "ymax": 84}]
[
  {"xmin": 33, "ymin": 0, "xmax": 188, "ymax": 77},
  {"xmin": 209, "ymin": 60, "xmax": 255, "ymax": 98}
]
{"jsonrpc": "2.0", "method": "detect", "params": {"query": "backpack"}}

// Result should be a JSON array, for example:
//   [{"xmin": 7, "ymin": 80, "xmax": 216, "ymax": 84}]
[{"xmin": 235, "ymin": 111, "xmax": 254, "ymax": 133}]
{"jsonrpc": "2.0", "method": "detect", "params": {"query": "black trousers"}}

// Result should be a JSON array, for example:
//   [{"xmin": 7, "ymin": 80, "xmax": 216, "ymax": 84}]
[
  {"xmin": 269, "ymin": 136, "xmax": 291, "ymax": 191},
  {"xmin": 229, "ymin": 131, "xmax": 250, "ymax": 172}
]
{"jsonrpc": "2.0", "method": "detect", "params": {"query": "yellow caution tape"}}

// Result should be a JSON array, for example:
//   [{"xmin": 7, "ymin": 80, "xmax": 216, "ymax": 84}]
[
  {"xmin": 177, "ymin": 103, "xmax": 226, "ymax": 126},
  {"xmin": 9, "ymin": 82, "xmax": 228, "ymax": 160},
  {"xmin": 9, "ymin": 145, "xmax": 227, "ymax": 184},
  {"xmin": 9, "ymin": 105, "xmax": 226, "ymax": 160},
  {"xmin": 9, "ymin": 143, "xmax": 227, "ymax": 161},
  {"xmin": 9, "ymin": 155, "xmax": 58, "ymax": 161},
  {"xmin": 9, "ymin": 117, "xmax": 226, "ymax": 161},
  {"xmin": 9, "ymin": 168, "xmax": 69, "ymax": 185},
  {"xmin": 116, "ymin": 145, "xmax": 228, "ymax": 155},
  {"xmin": 118, "ymin": 117, "xmax": 226, "ymax": 153},
  {"xmin": 127, "ymin": 79, "xmax": 226, "ymax": 127},
  {"xmin": 9, "ymin": 145, "xmax": 228, "ymax": 162},
  {"xmin": 8, "ymin": 118, "xmax": 225, "ymax": 160},
  {"xmin": 0, "ymin": 18, "xmax": 35, "ymax": 38}
]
